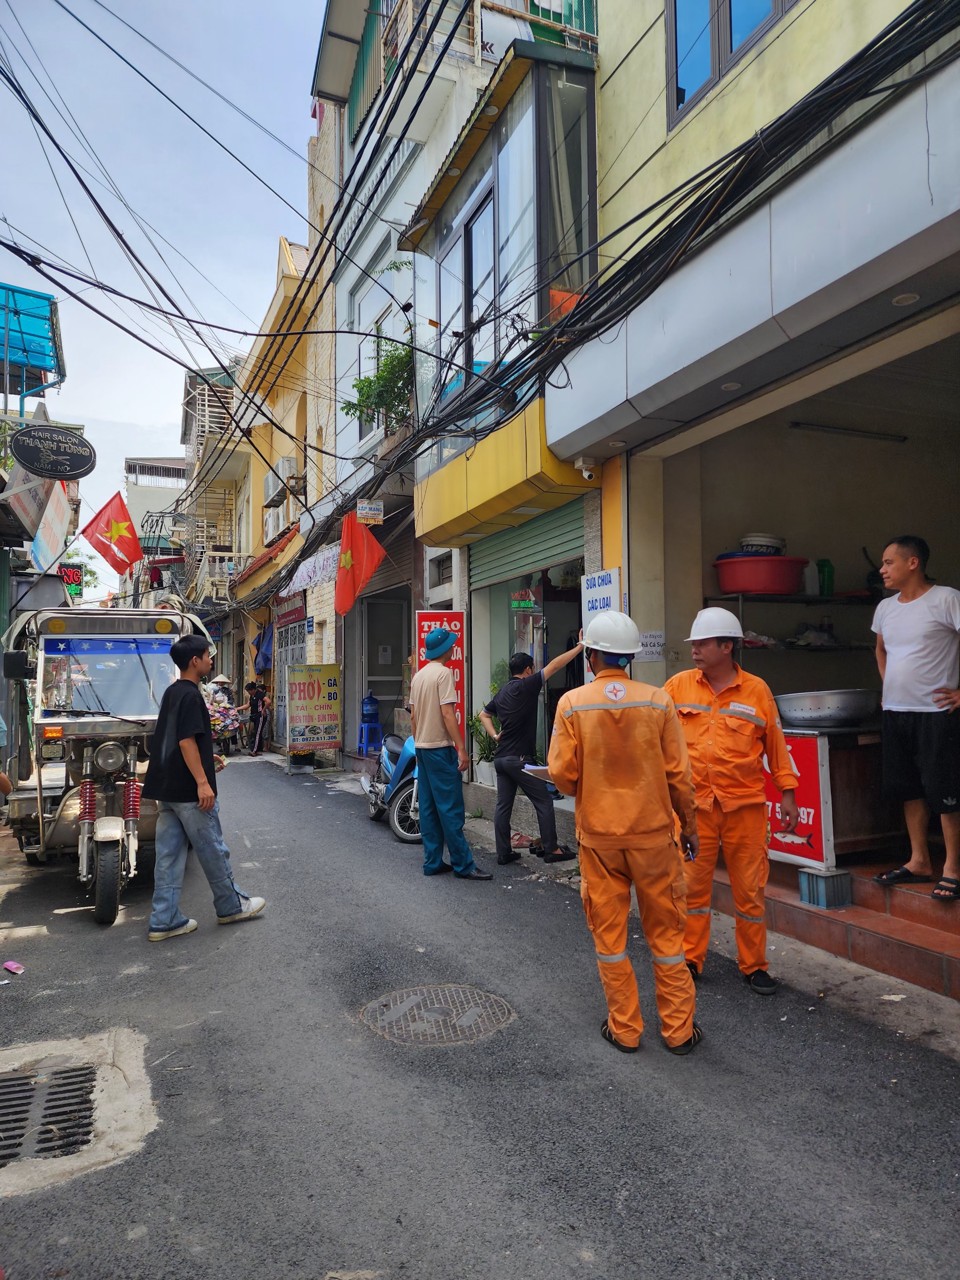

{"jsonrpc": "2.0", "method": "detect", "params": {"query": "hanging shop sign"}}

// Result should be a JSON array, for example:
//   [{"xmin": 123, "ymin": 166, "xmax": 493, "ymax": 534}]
[
  {"xmin": 274, "ymin": 591, "xmax": 306, "ymax": 628},
  {"xmin": 286, "ymin": 662, "xmax": 341, "ymax": 753},
  {"xmin": 30, "ymin": 481, "xmax": 72, "ymax": 572},
  {"xmin": 10, "ymin": 425, "xmax": 96, "ymax": 480},
  {"xmin": 415, "ymin": 610, "xmax": 465, "ymax": 730},
  {"xmin": 57, "ymin": 562, "xmax": 84, "ymax": 599},
  {"xmin": 356, "ymin": 498, "xmax": 384, "ymax": 526}
]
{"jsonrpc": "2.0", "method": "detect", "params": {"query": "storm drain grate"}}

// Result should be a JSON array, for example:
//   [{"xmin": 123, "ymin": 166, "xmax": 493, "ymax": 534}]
[
  {"xmin": 0, "ymin": 1064, "xmax": 97, "ymax": 1168},
  {"xmin": 361, "ymin": 984, "xmax": 515, "ymax": 1046}
]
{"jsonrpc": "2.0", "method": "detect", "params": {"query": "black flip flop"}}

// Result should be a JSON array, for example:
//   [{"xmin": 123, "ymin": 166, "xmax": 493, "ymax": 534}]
[
  {"xmin": 874, "ymin": 866, "xmax": 933, "ymax": 886},
  {"xmin": 931, "ymin": 876, "xmax": 960, "ymax": 902},
  {"xmin": 601, "ymin": 1019, "xmax": 639, "ymax": 1053}
]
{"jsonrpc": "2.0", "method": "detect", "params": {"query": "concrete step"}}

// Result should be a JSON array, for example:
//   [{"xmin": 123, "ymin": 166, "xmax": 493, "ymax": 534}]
[{"xmin": 714, "ymin": 867, "xmax": 960, "ymax": 1000}]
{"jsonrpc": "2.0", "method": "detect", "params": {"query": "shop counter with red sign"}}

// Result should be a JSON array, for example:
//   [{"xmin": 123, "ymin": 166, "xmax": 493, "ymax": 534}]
[
  {"xmin": 415, "ymin": 611, "xmax": 465, "ymax": 730},
  {"xmin": 763, "ymin": 729, "xmax": 901, "ymax": 870}
]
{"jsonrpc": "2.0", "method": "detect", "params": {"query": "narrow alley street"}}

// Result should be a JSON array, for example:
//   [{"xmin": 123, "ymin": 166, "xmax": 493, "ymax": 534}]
[{"xmin": 1, "ymin": 760, "xmax": 958, "ymax": 1280}]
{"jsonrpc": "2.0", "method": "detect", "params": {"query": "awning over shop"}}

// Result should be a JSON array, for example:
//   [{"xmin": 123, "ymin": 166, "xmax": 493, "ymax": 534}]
[{"xmin": 1, "ymin": 284, "xmax": 65, "ymax": 398}]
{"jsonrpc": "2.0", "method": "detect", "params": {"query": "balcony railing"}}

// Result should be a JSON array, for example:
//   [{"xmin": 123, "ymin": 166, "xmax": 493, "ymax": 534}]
[{"xmin": 383, "ymin": 0, "xmax": 477, "ymax": 87}]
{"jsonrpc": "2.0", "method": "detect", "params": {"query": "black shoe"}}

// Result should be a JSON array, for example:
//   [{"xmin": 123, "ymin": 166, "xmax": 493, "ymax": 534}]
[
  {"xmin": 601, "ymin": 1019, "xmax": 639, "ymax": 1053},
  {"xmin": 745, "ymin": 969, "xmax": 779, "ymax": 995},
  {"xmin": 663, "ymin": 1023, "xmax": 703, "ymax": 1056},
  {"xmin": 686, "ymin": 961, "xmax": 700, "ymax": 982},
  {"xmin": 455, "ymin": 868, "xmax": 493, "ymax": 880},
  {"xmin": 424, "ymin": 863, "xmax": 454, "ymax": 876},
  {"xmin": 543, "ymin": 844, "xmax": 577, "ymax": 864},
  {"xmin": 529, "ymin": 842, "xmax": 546, "ymax": 858},
  {"xmin": 497, "ymin": 850, "xmax": 522, "ymax": 865}
]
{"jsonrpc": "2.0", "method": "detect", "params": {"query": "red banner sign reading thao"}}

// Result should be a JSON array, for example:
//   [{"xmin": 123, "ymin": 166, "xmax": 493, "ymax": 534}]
[{"xmin": 415, "ymin": 611, "xmax": 465, "ymax": 730}]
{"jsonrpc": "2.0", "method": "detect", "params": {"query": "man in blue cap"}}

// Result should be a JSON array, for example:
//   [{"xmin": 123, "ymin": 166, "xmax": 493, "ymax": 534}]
[{"xmin": 409, "ymin": 627, "xmax": 492, "ymax": 880}]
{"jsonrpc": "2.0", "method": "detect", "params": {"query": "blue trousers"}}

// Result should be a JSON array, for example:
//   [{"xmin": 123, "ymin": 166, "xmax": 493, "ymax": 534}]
[
  {"xmin": 150, "ymin": 799, "xmax": 245, "ymax": 930},
  {"xmin": 416, "ymin": 746, "xmax": 477, "ymax": 875}
]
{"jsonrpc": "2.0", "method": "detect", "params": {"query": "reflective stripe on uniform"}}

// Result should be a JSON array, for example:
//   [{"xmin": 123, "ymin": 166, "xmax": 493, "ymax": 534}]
[
  {"xmin": 686, "ymin": 906, "xmax": 711, "ymax": 916},
  {"xmin": 735, "ymin": 908, "xmax": 764, "ymax": 923},
  {"xmin": 596, "ymin": 950, "xmax": 628, "ymax": 964},
  {"xmin": 675, "ymin": 702, "xmax": 712, "ymax": 713},
  {"xmin": 720, "ymin": 708, "xmax": 766, "ymax": 728},
  {"xmin": 563, "ymin": 700, "xmax": 666, "ymax": 717},
  {"xmin": 652, "ymin": 953, "xmax": 686, "ymax": 965}
]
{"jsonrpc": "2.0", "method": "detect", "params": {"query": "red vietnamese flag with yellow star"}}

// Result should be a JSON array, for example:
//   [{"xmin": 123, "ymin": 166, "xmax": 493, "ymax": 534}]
[
  {"xmin": 334, "ymin": 510, "xmax": 386, "ymax": 615},
  {"xmin": 80, "ymin": 492, "xmax": 144, "ymax": 575}
]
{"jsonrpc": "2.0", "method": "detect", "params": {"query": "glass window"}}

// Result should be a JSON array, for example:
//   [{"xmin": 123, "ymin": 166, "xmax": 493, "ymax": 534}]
[
  {"xmin": 438, "ymin": 240, "xmax": 464, "ymax": 401},
  {"xmin": 542, "ymin": 67, "xmax": 592, "ymax": 322},
  {"xmin": 670, "ymin": 2, "xmax": 793, "ymax": 121},
  {"xmin": 468, "ymin": 197, "xmax": 495, "ymax": 380},
  {"xmin": 730, "ymin": 0, "xmax": 775, "ymax": 50},
  {"xmin": 674, "ymin": 0, "xmax": 713, "ymax": 109},
  {"xmin": 496, "ymin": 72, "xmax": 536, "ymax": 356}
]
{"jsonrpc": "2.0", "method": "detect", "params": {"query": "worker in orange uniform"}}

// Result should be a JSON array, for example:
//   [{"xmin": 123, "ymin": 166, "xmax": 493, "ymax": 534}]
[
  {"xmin": 547, "ymin": 611, "xmax": 702, "ymax": 1056},
  {"xmin": 665, "ymin": 608, "xmax": 800, "ymax": 995}
]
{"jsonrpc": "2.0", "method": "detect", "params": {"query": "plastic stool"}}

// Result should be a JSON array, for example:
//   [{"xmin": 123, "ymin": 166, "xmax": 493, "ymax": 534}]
[{"xmin": 357, "ymin": 722, "xmax": 383, "ymax": 757}]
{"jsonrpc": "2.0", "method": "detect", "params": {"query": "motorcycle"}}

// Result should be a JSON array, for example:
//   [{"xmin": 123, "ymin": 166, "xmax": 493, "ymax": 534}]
[
  {"xmin": 360, "ymin": 732, "xmax": 421, "ymax": 843},
  {"xmin": 1, "ymin": 606, "xmax": 214, "ymax": 925}
]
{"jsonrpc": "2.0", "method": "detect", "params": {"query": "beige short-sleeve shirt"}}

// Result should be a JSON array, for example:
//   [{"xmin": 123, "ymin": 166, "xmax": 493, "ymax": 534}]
[{"xmin": 410, "ymin": 660, "xmax": 457, "ymax": 748}]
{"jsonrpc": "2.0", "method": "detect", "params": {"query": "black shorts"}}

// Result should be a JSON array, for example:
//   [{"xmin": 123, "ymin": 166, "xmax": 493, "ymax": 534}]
[{"xmin": 882, "ymin": 711, "xmax": 960, "ymax": 813}]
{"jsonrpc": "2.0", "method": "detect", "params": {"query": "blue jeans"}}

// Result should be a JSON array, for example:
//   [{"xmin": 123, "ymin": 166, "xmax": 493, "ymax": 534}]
[
  {"xmin": 150, "ymin": 799, "xmax": 245, "ymax": 931},
  {"xmin": 416, "ymin": 746, "xmax": 477, "ymax": 876}
]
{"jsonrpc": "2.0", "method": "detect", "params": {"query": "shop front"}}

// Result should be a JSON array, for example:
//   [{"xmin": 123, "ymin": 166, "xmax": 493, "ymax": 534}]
[
  {"xmin": 469, "ymin": 499, "xmax": 588, "ymax": 761},
  {"xmin": 272, "ymin": 591, "xmax": 308, "ymax": 750}
]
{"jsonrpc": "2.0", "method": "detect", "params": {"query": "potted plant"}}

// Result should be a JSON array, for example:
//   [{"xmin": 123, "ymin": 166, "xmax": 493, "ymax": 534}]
[{"xmin": 467, "ymin": 713, "xmax": 497, "ymax": 787}]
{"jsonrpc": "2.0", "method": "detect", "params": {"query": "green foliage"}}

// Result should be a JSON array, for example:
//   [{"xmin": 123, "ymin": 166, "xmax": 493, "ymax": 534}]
[
  {"xmin": 467, "ymin": 712, "xmax": 497, "ymax": 763},
  {"xmin": 490, "ymin": 659, "xmax": 511, "ymax": 696},
  {"xmin": 340, "ymin": 339, "xmax": 413, "ymax": 437}
]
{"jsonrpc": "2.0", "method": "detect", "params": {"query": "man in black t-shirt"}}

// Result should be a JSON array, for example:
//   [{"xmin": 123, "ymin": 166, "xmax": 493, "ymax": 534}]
[
  {"xmin": 143, "ymin": 635, "xmax": 266, "ymax": 941},
  {"xmin": 480, "ymin": 634, "xmax": 583, "ymax": 865}
]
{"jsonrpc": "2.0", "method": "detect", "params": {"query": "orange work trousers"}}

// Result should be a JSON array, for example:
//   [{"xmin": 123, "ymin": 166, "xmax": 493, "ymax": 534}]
[
  {"xmin": 684, "ymin": 802, "xmax": 769, "ymax": 976},
  {"xmin": 578, "ymin": 839, "xmax": 696, "ymax": 1049}
]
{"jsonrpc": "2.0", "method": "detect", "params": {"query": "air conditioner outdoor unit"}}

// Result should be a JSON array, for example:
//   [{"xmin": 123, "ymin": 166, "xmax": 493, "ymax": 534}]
[
  {"xmin": 263, "ymin": 506, "xmax": 283, "ymax": 544},
  {"xmin": 264, "ymin": 457, "xmax": 299, "ymax": 508}
]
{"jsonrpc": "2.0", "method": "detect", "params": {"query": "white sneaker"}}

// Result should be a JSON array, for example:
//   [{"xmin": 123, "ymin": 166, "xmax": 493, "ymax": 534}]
[
  {"xmin": 217, "ymin": 895, "xmax": 266, "ymax": 925},
  {"xmin": 148, "ymin": 918, "xmax": 198, "ymax": 942}
]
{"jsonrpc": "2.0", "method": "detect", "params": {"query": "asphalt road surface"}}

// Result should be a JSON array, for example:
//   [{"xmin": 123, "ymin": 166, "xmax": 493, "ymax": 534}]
[{"xmin": 1, "ymin": 761, "xmax": 959, "ymax": 1280}]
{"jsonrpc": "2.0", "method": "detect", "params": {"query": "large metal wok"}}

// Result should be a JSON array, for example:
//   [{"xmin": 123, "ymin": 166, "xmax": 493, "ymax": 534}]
[{"xmin": 774, "ymin": 689, "xmax": 881, "ymax": 728}]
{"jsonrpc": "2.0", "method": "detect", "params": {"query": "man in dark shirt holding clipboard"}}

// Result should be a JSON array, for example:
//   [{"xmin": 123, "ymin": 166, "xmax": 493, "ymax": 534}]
[
  {"xmin": 480, "ymin": 634, "xmax": 583, "ymax": 865},
  {"xmin": 143, "ymin": 635, "xmax": 265, "ymax": 941}
]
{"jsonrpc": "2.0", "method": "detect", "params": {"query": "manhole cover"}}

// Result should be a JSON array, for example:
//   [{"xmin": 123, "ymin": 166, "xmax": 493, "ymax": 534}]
[
  {"xmin": 361, "ymin": 984, "xmax": 515, "ymax": 1045},
  {"xmin": 0, "ymin": 1064, "xmax": 96, "ymax": 1168}
]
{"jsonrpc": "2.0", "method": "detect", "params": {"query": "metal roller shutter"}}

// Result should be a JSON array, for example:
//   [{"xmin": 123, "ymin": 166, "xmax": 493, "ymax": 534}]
[
  {"xmin": 468, "ymin": 499, "xmax": 584, "ymax": 590},
  {"xmin": 361, "ymin": 514, "xmax": 415, "ymax": 596}
]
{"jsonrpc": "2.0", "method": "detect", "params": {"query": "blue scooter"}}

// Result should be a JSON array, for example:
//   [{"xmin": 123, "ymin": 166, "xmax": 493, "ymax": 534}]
[{"xmin": 360, "ymin": 733, "xmax": 421, "ymax": 843}]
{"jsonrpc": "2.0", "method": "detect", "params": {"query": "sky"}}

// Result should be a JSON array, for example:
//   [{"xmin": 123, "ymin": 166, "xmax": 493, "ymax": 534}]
[{"xmin": 1, "ymin": 0, "xmax": 324, "ymax": 588}]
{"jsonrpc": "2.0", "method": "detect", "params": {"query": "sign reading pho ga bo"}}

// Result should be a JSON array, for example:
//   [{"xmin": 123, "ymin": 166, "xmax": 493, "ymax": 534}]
[{"xmin": 10, "ymin": 425, "xmax": 97, "ymax": 480}]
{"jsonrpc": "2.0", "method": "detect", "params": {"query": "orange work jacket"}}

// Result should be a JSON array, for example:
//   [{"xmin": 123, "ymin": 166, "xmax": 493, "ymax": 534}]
[
  {"xmin": 663, "ymin": 666, "xmax": 798, "ymax": 813},
  {"xmin": 547, "ymin": 667, "xmax": 697, "ymax": 853}
]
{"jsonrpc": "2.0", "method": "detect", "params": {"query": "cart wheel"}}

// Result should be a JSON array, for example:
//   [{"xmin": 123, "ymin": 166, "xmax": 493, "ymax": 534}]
[
  {"xmin": 388, "ymin": 781, "xmax": 422, "ymax": 844},
  {"xmin": 222, "ymin": 738, "xmax": 232, "ymax": 758},
  {"xmin": 92, "ymin": 840, "xmax": 122, "ymax": 925}
]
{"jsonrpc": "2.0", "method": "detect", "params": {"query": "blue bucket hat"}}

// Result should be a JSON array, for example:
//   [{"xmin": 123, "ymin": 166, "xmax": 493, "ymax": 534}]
[{"xmin": 424, "ymin": 627, "xmax": 456, "ymax": 659}]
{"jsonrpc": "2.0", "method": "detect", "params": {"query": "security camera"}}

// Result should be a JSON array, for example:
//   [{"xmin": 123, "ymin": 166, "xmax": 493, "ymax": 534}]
[
  {"xmin": 574, "ymin": 456, "xmax": 599, "ymax": 482},
  {"xmin": 579, "ymin": 467, "xmax": 595, "ymax": 481}
]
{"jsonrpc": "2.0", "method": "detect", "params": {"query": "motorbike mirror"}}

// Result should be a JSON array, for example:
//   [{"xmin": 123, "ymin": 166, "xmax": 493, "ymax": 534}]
[{"xmin": 3, "ymin": 650, "xmax": 33, "ymax": 680}]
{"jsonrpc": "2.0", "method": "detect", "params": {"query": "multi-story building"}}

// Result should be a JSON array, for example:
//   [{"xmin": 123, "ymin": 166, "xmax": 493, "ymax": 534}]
[
  {"xmin": 308, "ymin": 0, "xmax": 601, "ymax": 757},
  {"xmin": 540, "ymin": 0, "xmax": 959, "ymax": 693},
  {"xmin": 118, "ymin": 456, "xmax": 186, "ymax": 606}
]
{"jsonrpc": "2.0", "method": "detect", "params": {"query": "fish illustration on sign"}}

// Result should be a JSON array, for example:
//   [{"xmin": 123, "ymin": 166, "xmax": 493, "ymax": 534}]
[{"xmin": 770, "ymin": 829, "xmax": 815, "ymax": 848}]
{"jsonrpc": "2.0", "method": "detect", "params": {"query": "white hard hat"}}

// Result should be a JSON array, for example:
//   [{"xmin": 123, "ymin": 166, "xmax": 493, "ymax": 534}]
[
  {"xmin": 211, "ymin": 674, "xmax": 231, "ymax": 684},
  {"xmin": 583, "ymin": 610, "xmax": 642, "ymax": 654},
  {"xmin": 685, "ymin": 607, "xmax": 744, "ymax": 642}
]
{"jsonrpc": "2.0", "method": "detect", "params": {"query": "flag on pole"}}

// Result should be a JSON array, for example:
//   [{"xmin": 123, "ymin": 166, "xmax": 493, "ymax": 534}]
[
  {"xmin": 334, "ymin": 510, "xmax": 386, "ymax": 615},
  {"xmin": 80, "ymin": 492, "xmax": 143, "ymax": 575}
]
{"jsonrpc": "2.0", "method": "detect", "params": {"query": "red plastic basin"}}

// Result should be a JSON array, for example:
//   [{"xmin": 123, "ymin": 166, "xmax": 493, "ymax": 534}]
[{"xmin": 713, "ymin": 555, "xmax": 808, "ymax": 595}]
